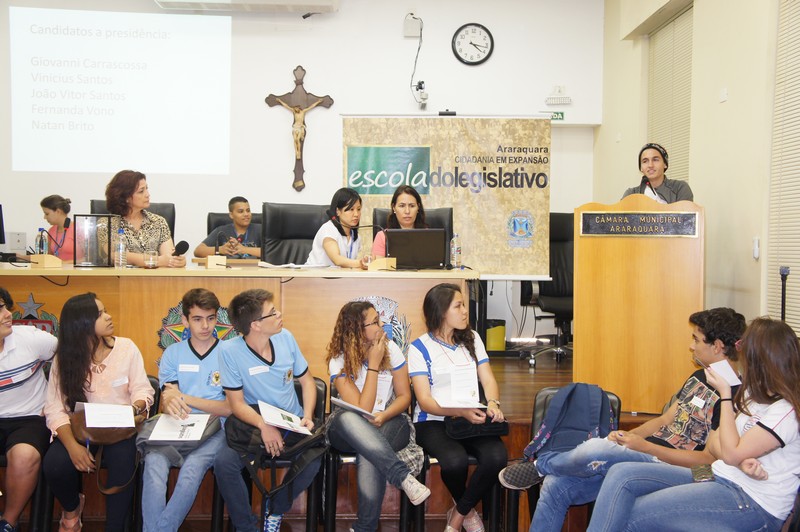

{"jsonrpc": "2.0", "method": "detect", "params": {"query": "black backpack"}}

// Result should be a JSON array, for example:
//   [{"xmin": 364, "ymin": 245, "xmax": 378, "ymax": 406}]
[
  {"xmin": 224, "ymin": 404, "xmax": 326, "ymax": 517},
  {"xmin": 523, "ymin": 383, "xmax": 617, "ymax": 460}
]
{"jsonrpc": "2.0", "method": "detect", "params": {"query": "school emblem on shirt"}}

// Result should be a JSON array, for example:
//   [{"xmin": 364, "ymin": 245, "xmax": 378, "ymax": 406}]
[
  {"xmin": 208, "ymin": 371, "xmax": 221, "ymax": 387},
  {"xmin": 157, "ymin": 302, "xmax": 237, "ymax": 354},
  {"xmin": 284, "ymin": 369, "xmax": 293, "ymax": 384}
]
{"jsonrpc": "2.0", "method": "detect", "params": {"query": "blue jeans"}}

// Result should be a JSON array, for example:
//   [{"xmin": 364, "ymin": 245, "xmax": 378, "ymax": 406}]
[
  {"xmin": 143, "ymin": 431, "xmax": 257, "ymax": 532},
  {"xmin": 587, "ymin": 462, "xmax": 785, "ymax": 532},
  {"xmin": 327, "ymin": 411, "xmax": 411, "ymax": 532},
  {"xmin": 530, "ymin": 438, "xmax": 659, "ymax": 532}
]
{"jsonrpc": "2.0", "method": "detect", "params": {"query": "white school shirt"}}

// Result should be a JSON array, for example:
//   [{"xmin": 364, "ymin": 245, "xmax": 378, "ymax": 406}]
[
  {"xmin": 306, "ymin": 221, "xmax": 360, "ymax": 266},
  {"xmin": 328, "ymin": 341, "xmax": 406, "ymax": 413}
]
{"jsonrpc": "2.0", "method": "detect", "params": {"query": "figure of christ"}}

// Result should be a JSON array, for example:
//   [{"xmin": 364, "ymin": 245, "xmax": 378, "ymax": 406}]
[{"xmin": 276, "ymin": 97, "xmax": 324, "ymax": 160}]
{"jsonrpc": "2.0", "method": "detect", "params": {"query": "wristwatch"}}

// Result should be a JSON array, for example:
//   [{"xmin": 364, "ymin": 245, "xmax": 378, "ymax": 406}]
[{"xmin": 487, "ymin": 399, "xmax": 501, "ymax": 407}]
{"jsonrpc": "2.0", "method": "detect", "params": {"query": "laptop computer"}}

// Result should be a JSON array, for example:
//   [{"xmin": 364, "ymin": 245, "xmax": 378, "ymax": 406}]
[{"xmin": 385, "ymin": 228, "xmax": 447, "ymax": 270}]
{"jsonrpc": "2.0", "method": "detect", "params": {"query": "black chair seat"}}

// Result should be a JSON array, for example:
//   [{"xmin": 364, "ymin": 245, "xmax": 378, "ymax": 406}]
[{"xmin": 536, "ymin": 296, "xmax": 572, "ymax": 317}]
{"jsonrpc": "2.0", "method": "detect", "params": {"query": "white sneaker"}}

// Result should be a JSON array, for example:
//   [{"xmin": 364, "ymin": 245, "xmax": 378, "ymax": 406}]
[{"xmin": 400, "ymin": 474, "xmax": 431, "ymax": 506}]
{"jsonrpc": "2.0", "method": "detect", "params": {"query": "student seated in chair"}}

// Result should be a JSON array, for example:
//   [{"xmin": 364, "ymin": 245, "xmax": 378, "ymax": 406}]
[
  {"xmin": 220, "ymin": 289, "xmax": 321, "ymax": 532},
  {"xmin": 194, "ymin": 196, "xmax": 262, "ymax": 259},
  {"xmin": 498, "ymin": 307, "xmax": 746, "ymax": 532},
  {"xmin": 0, "ymin": 287, "xmax": 58, "ymax": 532},
  {"xmin": 141, "ymin": 288, "xmax": 258, "ymax": 532}
]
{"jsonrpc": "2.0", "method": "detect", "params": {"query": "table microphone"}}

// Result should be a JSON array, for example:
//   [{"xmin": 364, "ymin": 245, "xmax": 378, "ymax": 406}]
[
  {"xmin": 172, "ymin": 241, "xmax": 190, "ymax": 256},
  {"xmin": 214, "ymin": 233, "xmax": 227, "ymax": 255}
]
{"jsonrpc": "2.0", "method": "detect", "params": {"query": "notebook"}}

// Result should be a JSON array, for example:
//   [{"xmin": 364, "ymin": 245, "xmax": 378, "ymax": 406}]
[{"xmin": 385, "ymin": 228, "xmax": 447, "ymax": 270}]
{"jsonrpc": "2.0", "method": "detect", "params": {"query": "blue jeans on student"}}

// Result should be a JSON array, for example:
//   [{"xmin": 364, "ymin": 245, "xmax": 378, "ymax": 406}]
[
  {"xmin": 587, "ymin": 462, "xmax": 785, "ymax": 532},
  {"xmin": 327, "ymin": 411, "xmax": 411, "ymax": 532},
  {"xmin": 529, "ymin": 438, "xmax": 659, "ymax": 532},
  {"xmin": 142, "ymin": 430, "xmax": 258, "ymax": 532}
]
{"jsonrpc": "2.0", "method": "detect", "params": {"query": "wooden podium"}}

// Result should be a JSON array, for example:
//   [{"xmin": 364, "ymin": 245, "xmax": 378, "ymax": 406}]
[{"xmin": 573, "ymin": 195, "xmax": 704, "ymax": 413}]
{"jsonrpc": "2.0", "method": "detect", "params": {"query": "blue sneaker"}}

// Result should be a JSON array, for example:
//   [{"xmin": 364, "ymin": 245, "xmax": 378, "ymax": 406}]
[
  {"xmin": 0, "ymin": 519, "xmax": 17, "ymax": 532},
  {"xmin": 262, "ymin": 514, "xmax": 282, "ymax": 532}
]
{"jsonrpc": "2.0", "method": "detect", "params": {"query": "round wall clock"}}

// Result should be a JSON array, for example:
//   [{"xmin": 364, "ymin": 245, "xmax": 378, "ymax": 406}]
[{"xmin": 452, "ymin": 23, "xmax": 494, "ymax": 65}]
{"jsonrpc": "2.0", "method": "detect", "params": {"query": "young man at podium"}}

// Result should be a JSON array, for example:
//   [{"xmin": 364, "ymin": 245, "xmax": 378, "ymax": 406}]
[
  {"xmin": 499, "ymin": 308, "xmax": 745, "ymax": 532},
  {"xmin": 622, "ymin": 143, "xmax": 694, "ymax": 204}
]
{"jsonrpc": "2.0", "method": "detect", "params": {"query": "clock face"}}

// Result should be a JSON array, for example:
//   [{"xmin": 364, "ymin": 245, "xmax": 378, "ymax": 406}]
[{"xmin": 452, "ymin": 23, "xmax": 494, "ymax": 65}]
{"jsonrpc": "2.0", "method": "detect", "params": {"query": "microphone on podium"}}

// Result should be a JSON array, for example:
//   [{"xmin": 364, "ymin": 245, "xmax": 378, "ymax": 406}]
[
  {"xmin": 172, "ymin": 241, "xmax": 190, "ymax": 256},
  {"xmin": 213, "ymin": 233, "xmax": 227, "ymax": 255}
]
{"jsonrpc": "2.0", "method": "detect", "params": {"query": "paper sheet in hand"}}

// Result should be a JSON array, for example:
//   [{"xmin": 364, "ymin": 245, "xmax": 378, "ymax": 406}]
[
  {"xmin": 148, "ymin": 414, "xmax": 210, "ymax": 441},
  {"xmin": 257, "ymin": 401, "xmax": 312, "ymax": 435},
  {"xmin": 330, "ymin": 396, "xmax": 376, "ymax": 420},
  {"xmin": 710, "ymin": 360, "xmax": 742, "ymax": 386},
  {"xmin": 78, "ymin": 402, "xmax": 135, "ymax": 428},
  {"xmin": 434, "ymin": 400, "xmax": 487, "ymax": 409}
]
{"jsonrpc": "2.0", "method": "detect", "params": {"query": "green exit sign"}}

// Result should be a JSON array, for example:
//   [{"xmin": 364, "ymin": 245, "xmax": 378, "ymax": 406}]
[{"xmin": 550, "ymin": 112, "xmax": 564, "ymax": 121}]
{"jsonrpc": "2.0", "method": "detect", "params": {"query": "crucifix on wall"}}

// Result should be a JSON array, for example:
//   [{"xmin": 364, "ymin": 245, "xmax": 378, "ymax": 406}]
[{"xmin": 266, "ymin": 65, "xmax": 334, "ymax": 191}]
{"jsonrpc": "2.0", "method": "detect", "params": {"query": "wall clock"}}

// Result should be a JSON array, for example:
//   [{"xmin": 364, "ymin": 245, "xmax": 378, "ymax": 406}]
[{"xmin": 452, "ymin": 23, "xmax": 494, "ymax": 65}]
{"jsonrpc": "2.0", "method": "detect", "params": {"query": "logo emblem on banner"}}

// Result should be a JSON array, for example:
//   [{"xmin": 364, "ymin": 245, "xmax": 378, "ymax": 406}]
[
  {"xmin": 347, "ymin": 146, "xmax": 430, "ymax": 195},
  {"xmin": 507, "ymin": 210, "xmax": 535, "ymax": 248}
]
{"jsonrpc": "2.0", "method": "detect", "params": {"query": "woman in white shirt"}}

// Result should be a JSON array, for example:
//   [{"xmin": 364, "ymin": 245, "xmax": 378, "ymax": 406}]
[
  {"xmin": 325, "ymin": 301, "xmax": 430, "ymax": 531},
  {"xmin": 306, "ymin": 188, "xmax": 370, "ymax": 268},
  {"xmin": 42, "ymin": 293, "xmax": 153, "ymax": 532},
  {"xmin": 408, "ymin": 283, "xmax": 507, "ymax": 532},
  {"xmin": 588, "ymin": 317, "xmax": 800, "ymax": 532}
]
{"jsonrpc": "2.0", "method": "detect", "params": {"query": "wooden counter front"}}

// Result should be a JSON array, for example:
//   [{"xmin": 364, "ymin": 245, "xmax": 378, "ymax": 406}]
[{"xmin": 0, "ymin": 263, "xmax": 477, "ymax": 379}]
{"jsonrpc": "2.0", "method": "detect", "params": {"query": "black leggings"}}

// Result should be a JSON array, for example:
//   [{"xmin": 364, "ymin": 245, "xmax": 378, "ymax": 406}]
[
  {"xmin": 43, "ymin": 436, "xmax": 137, "ymax": 532},
  {"xmin": 414, "ymin": 420, "xmax": 507, "ymax": 516}
]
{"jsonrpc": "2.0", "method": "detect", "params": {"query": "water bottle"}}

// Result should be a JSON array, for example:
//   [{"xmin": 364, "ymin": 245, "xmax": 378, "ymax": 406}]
[
  {"xmin": 450, "ymin": 233, "xmax": 462, "ymax": 269},
  {"xmin": 115, "ymin": 229, "xmax": 127, "ymax": 268},
  {"xmin": 35, "ymin": 228, "xmax": 49, "ymax": 254}
]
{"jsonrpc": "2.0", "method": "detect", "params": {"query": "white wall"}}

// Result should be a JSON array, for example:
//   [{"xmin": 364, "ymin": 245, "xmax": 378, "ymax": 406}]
[{"xmin": 0, "ymin": 0, "xmax": 603, "ymax": 255}]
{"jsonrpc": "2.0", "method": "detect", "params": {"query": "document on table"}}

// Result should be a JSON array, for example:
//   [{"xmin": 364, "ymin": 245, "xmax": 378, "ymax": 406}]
[
  {"xmin": 330, "ymin": 396, "xmax": 376, "ymax": 420},
  {"xmin": 78, "ymin": 402, "xmax": 135, "ymax": 428},
  {"xmin": 257, "ymin": 401, "xmax": 312, "ymax": 435},
  {"xmin": 148, "ymin": 414, "xmax": 210, "ymax": 441}
]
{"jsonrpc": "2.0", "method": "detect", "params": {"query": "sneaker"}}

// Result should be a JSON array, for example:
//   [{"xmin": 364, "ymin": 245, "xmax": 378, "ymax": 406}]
[
  {"xmin": 262, "ymin": 514, "xmax": 282, "ymax": 532},
  {"xmin": 0, "ymin": 519, "xmax": 17, "ymax": 532},
  {"xmin": 463, "ymin": 509, "xmax": 485, "ymax": 532},
  {"xmin": 498, "ymin": 461, "xmax": 543, "ymax": 490},
  {"xmin": 400, "ymin": 473, "xmax": 431, "ymax": 506}
]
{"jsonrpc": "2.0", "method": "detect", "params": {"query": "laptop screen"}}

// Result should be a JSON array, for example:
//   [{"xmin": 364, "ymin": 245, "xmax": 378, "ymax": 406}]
[{"xmin": 385, "ymin": 228, "xmax": 447, "ymax": 270}]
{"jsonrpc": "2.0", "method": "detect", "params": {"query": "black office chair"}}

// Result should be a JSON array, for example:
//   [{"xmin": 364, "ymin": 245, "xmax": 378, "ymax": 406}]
[
  {"xmin": 531, "ymin": 212, "xmax": 574, "ymax": 365},
  {"xmin": 206, "ymin": 212, "xmax": 263, "ymax": 235},
  {"xmin": 261, "ymin": 202, "xmax": 328, "ymax": 264},
  {"xmin": 372, "ymin": 207, "xmax": 454, "ymax": 265},
  {"xmin": 90, "ymin": 199, "xmax": 176, "ymax": 240},
  {"xmin": 504, "ymin": 386, "xmax": 621, "ymax": 531}
]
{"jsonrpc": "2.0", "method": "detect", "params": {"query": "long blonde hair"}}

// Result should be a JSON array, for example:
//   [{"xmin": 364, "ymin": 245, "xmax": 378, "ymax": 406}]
[{"xmin": 325, "ymin": 301, "xmax": 389, "ymax": 378}]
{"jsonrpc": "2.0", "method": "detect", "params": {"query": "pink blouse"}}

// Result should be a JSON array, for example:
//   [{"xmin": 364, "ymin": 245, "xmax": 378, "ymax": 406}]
[
  {"xmin": 44, "ymin": 337, "xmax": 154, "ymax": 433},
  {"xmin": 47, "ymin": 224, "xmax": 75, "ymax": 262},
  {"xmin": 371, "ymin": 230, "xmax": 387, "ymax": 257}
]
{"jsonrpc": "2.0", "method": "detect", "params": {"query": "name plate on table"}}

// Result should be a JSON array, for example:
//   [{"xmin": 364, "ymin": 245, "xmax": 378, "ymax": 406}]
[{"xmin": 580, "ymin": 212, "xmax": 698, "ymax": 237}]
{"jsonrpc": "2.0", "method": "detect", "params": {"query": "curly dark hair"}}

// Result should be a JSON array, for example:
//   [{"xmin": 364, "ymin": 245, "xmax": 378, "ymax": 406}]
[
  {"xmin": 422, "ymin": 283, "xmax": 476, "ymax": 360},
  {"xmin": 385, "ymin": 185, "xmax": 427, "ymax": 229},
  {"xmin": 325, "ymin": 301, "xmax": 389, "ymax": 377},
  {"xmin": 735, "ymin": 317, "xmax": 800, "ymax": 424},
  {"xmin": 105, "ymin": 170, "xmax": 146, "ymax": 216},
  {"xmin": 689, "ymin": 308, "xmax": 746, "ymax": 361},
  {"xmin": 56, "ymin": 292, "xmax": 112, "ymax": 412}
]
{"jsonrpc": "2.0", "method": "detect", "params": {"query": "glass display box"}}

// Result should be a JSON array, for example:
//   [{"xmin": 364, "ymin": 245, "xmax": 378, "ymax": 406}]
[{"xmin": 73, "ymin": 214, "xmax": 118, "ymax": 267}]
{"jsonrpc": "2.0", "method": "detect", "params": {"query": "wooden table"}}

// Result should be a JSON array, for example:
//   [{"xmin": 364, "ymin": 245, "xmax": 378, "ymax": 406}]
[{"xmin": 0, "ymin": 263, "xmax": 477, "ymax": 378}]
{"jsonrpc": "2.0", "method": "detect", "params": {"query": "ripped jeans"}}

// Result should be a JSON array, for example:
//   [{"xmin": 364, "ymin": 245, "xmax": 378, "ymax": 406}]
[
  {"xmin": 536, "ymin": 437, "xmax": 660, "ymax": 478},
  {"xmin": 529, "ymin": 438, "xmax": 659, "ymax": 532}
]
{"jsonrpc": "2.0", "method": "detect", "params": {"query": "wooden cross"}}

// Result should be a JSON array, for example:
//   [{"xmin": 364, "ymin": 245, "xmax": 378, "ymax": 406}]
[{"xmin": 266, "ymin": 65, "xmax": 334, "ymax": 191}]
